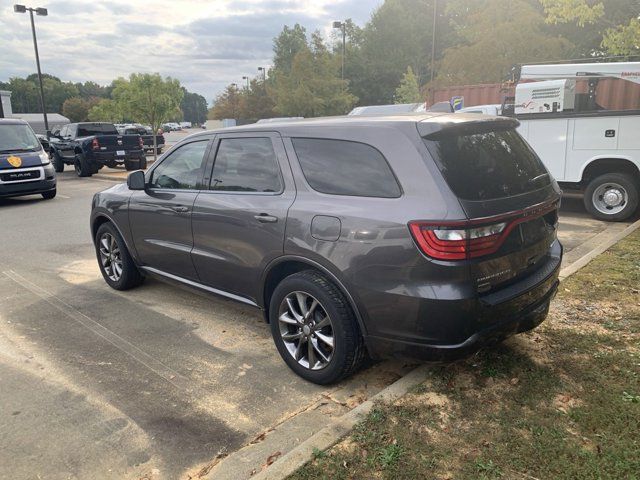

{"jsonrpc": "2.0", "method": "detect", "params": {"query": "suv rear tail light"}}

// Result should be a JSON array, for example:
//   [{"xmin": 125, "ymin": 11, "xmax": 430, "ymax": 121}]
[
  {"xmin": 91, "ymin": 138, "xmax": 100, "ymax": 150},
  {"xmin": 409, "ymin": 201, "xmax": 559, "ymax": 261}
]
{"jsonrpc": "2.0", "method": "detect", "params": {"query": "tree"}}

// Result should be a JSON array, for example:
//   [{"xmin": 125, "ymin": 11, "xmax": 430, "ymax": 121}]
[
  {"xmin": 209, "ymin": 84, "xmax": 243, "ymax": 120},
  {"xmin": 180, "ymin": 89, "xmax": 208, "ymax": 124},
  {"xmin": 540, "ymin": 0, "xmax": 640, "ymax": 56},
  {"xmin": 270, "ymin": 35, "xmax": 357, "ymax": 117},
  {"xmin": 112, "ymin": 73, "xmax": 184, "ymax": 161},
  {"xmin": 240, "ymin": 78, "xmax": 275, "ymax": 121},
  {"xmin": 62, "ymin": 97, "xmax": 100, "ymax": 122},
  {"xmin": 395, "ymin": 66, "xmax": 422, "ymax": 103},
  {"xmin": 436, "ymin": 0, "xmax": 573, "ymax": 86},
  {"xmin": 87, "ymin": 99, "xmax": 125, "ymax": 123},
  {"xmin": 273, "ymin": 24, "xmax": 309, "ymax": 74}
]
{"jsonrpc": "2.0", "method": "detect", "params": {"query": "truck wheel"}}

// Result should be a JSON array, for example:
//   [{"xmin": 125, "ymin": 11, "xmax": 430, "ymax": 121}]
[
  {"xmin": 584, "ymin": 173, "xmax": 639, "ymax": 221},
  {"xmin": 74, "ymin": 154, "xmax": 93, "ymax": 177},
  {"xmin": 52, "ymin": 151, "xmax": 64, "ymax": 173},
  {"xmin": 139, "ymin": 157, "xmax": 148, "ymax": 169},
  {"xmin": 269, "ymin": 270, "xmax": 366, "ymax": 384},
  {"xmin": 125, "ymin": 160, "xmax": 139, "ymax": 171},
  {"xmin": 155, "ymin": 147, "xmax": 162, "ymax": 155},
  {"xmin": 95, "ymin": 222, "xmax": 144, "ymax": 290}
]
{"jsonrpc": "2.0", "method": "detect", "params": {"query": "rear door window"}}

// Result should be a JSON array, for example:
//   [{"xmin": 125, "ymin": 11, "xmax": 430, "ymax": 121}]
[
  {"xmin": 423, "ymin": 128, "xmax": 550, "ymax": 201},
  {"xmin": 291, "ymin": 138, "xmax": 401, "ymax": 198},
  {"xmin": 209, "ymin": 137, "xmax": 282, "ymax": 193}
]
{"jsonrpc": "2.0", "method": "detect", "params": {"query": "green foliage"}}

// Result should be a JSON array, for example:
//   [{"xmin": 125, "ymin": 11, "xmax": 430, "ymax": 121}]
[
  {"xmin": 436, "ymin": 0, "xmax": 573, "ymax": 85},
  {"xmin": 240, "ymin": 78, "xmax": 275, "ymax": 121},
  {"xmin": 540, "ymin": 0, "xmax": 605, "ymax": 27},
  {"xmin": 180, "ymin": 89, "xmax": 208, "ymax": 124},
  {"xmin": 209, "ymin": 84, "xmax": 243, "ymax": 120},
  {"xmin": 111, "ymin": 73, "xmax": 184, "ymax": 132},
  {"xmin": 87, "ymin": 98, "xmax": 125, "ymax": 123},
  {"xmin": 273, "ymin": 24, "xmax": 309, "ymax": 74},
  {"xmin": 62, "ymin": 97, "xmax": 100, "ymax": 122},
  {"xmin": 270, "ymin": 35, "xmax": 357, "ymax": 117},
  {"xmin": 394, "ymin": 66, "xmax": 422, "ymax": 104},
  {"xmin": 602, "ymin": 18, "xmax": 640, "ymax": 56}
]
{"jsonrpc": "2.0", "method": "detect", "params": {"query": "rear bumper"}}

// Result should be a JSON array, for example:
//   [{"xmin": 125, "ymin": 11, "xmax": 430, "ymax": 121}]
[
  {"xmin": 90, "ymin": 150, "xmax": 145, "ymax": 164},
  {"xmin": 363, "ymin": 241, "xmax": 562, "ymax": 361}
]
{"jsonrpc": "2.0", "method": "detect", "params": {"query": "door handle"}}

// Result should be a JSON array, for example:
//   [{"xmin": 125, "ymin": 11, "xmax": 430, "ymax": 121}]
[
  {"xmin": 254, "ymin": 213, "xmax": 278, "ymax": 223},
  {"xmin": 171, "ymin": 205, "xmax": 190, "ymax": 213}
]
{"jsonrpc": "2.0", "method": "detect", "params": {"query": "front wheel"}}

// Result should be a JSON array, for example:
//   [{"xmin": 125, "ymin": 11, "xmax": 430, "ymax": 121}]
[
  {"xmin": 584, "ymin": 173, "xmax": 639, "ymax": 221},
  {"xmin": 269, "ymin": 270, "xmax": 366, "ymax": 384},
  {"xmin": 95, "ymin": 222, "xmax": 144, "ymax": 290},
  {"xmin": 52, "ymin": 151, "xmax": 64, "ymax": 172}
]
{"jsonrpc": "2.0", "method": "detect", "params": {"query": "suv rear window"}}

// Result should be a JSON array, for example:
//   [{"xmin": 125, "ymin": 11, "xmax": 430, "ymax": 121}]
[
  {"xmin": 423, "ymin": 128, "xmax": 550, "ymax": 201},
  {"xmin": 291, "ymin": 138, "xmax": 401, "ymax": 198}
]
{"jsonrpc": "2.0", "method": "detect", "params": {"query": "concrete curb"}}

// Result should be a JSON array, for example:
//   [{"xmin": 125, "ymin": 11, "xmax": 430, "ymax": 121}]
[
  {"xmin": 248, "ymin": 217, "xmax": 640, "ymax": 480},
  {"xmin": 559, "ymin": 217, "xmax": 640, "ymax": 281},
  {"xmin": 249, "ymin": 365, "xmax": 431, "ymax": 480}
]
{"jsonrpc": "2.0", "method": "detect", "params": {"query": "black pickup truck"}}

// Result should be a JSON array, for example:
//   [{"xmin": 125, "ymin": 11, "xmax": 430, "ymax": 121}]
[
  {"xmin": 49, "ymin": 122, "xmax": 146, "ymax": 177},
  {"xmin": 116, "ymin": 124, "xmax": 165, "ymax": 154}
]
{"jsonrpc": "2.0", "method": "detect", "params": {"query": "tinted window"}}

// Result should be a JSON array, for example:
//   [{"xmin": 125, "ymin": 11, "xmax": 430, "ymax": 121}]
[
  {"xmin": 150, "ymin": 141, "xmax": 209, "ymax": 189},
  {"xmin": 77, "ymin": 123, "xmax": 118, "ymax": 136},
  {"xmin": 210, "ymin": 138, "xmax": 282, "ymax": 193},
  {"xmin": 423, "ymin": 128, "xmax": 550, "ymax": 201},
  {"xmin": 291, "ymin": 138, "xmax": 401, "ymax": 198}
]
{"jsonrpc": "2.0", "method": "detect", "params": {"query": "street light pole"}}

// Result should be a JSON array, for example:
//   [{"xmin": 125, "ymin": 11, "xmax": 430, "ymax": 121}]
[
  {"xmin": 258, "ymin": 67, "xmax": 266, "ymax": 82},
  {"xmin": 14, "ymin": 4, "xmax": 49, "ymax": 137},
  {"xmin": 242, "ymin": 76, "xmax": 250, "ymax": 90},
  {"xmin": 429, "ymin": 0, "xmax": 437, "ymax": 85}
]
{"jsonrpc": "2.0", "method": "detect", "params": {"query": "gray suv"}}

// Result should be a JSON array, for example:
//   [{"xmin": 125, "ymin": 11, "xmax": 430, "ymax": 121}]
[{"xmin": 91, "ymin": 114, "xmax": 562, "ymax": 384}]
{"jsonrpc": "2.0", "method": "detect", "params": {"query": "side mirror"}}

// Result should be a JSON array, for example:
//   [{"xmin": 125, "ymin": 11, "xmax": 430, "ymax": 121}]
[{"xmin": 127, "ymin": 170, "xmax": 146, "ymax": 190}]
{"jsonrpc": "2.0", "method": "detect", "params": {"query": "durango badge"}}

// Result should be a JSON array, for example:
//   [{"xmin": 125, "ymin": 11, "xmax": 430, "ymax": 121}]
[{"xmin": 7, "ymin": 155, "xmax": 22, "ymax": 168}]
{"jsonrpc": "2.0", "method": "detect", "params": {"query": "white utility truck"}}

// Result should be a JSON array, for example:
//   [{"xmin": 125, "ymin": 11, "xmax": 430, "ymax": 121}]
[
  {"xmin": 514, "ymin": 62, "xmax": 639, "ymax": 221},
  {"xmin": 460, "ymin": 62, "xmax": 640, "ymax": 221}
]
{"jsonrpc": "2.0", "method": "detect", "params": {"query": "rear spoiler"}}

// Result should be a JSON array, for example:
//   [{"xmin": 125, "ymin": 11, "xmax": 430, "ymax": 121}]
[{"xmin": 418, "ymin": 116, "xmax": 520, "ymax": 140}]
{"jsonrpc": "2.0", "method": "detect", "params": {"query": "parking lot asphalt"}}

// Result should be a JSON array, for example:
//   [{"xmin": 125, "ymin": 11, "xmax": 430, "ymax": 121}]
[{"xmin": 0, "ymin": 172, "xmax": 634, "ymax": 480}]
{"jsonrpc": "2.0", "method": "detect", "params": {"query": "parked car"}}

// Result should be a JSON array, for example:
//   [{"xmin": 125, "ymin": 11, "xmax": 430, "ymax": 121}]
[
  {"xmin": 0, "ymin": 118, "xmax": 56, "ymax": 200},
  {"xmin": 116, "ymin": 124, "xmax": 165, "ymax": 154},
  {"xmin": 90, "ymin": 114, "xmax": 562, "ymax": 384},
  {"xmin": 49, "ymin": 122, "xmax": 146, "ymax": 177}
]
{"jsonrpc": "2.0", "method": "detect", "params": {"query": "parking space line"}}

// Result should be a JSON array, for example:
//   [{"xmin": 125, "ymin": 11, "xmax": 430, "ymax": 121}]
[{"xmin": 2, "ymin": 269, "xmax": 191, "ymax": 391}]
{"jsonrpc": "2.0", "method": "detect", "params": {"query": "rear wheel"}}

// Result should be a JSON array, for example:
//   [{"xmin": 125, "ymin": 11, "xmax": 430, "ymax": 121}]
[
  {"xmin": 269, "ymin": 270, "xmax": 366, "ymax": 384},
  {"xmin": 95, "ymin": 222, "xmax": 144, "ymax": 290},
  {"xmin": 125, "ymin": 159, "xmax": 140, "ymax": 171},
  {"xmin": 41, "ymin": 189, "xmax": 56, "ymax": 200},
  {"xmin": 52, "ymin": 151, "xmax": 64, "ymax": 172},
  {"xmin": 584, "ymin": 173, "xmax": 639, "ymax": 221},
  {"xmin": 139, "ymin": 157, "xmax": 148, "ymax": 169},
  {"xmin": 74, "ymin": 153, "xmax": 92, "ymax": 177}
]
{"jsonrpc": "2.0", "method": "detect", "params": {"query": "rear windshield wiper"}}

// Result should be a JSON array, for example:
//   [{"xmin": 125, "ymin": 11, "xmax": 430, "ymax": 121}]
[{"xmin": 529, "ymin": 173, "xmax": 549, "ymax": 184}]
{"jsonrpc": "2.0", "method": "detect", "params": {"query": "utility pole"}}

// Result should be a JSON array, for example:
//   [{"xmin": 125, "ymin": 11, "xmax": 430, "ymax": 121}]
[{"xmin": 14, "ymin": 4, "xmax": 49, "ymax": 137}]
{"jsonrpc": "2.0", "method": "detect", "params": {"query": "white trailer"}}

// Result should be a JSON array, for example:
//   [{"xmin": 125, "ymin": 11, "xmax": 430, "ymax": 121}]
[{"xmin": 514, "ymin": 62, "xmax": 639, "ymax": 221}]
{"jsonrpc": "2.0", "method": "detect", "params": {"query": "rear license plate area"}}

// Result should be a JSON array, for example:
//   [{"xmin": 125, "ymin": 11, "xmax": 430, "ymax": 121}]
[{"xmin": 116, "ymin": 150, "xmax": 126, "ymax": 156}]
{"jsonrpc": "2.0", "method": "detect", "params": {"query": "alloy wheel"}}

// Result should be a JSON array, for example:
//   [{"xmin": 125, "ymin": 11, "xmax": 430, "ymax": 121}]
[
  {"xmin": 98, "ymin": 232, "xmax": 123, "ymax": 282},
  {"xmin": 278, "ymin": 291, "xmax": 335, "ymax": 370}
]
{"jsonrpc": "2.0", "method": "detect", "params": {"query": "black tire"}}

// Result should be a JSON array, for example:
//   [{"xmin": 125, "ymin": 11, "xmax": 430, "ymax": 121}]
[
  {"xmin": 52, "ymin": 151, "xmax": 64, "ymax": 172},
  {"xmin": 41, "ymin": 189, "xmax": 56, "ymax": 200},
  {"xmin": 269, "ymin": 270, "xmax": 366, "ymax": 384},
  {"xmin": 95, "ymin": 222, "xmax": 144, "ymax": 291},
  {"xmin": 139, "ymin": 157, "xmax": 148, "ymax": 170},
  {"xmin": 155, "ymin": 147, "xmax": 162, "ymax": 155},
  {"xmin": 74, "ymin": 153, "xmax": 92, "ymax": 177},
  {"xmin": 584, "ymin": 173, "xmax": 639, "ymax": 222},
  {"xmin": 125, "ymin": 160, "xmax": 139, "ymax": 171}
]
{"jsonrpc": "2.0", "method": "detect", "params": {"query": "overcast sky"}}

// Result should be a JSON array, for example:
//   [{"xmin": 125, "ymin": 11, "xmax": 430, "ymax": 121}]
[{"xmin": 0, "ymin": 0, "xmax": 381, "ymax": 104}]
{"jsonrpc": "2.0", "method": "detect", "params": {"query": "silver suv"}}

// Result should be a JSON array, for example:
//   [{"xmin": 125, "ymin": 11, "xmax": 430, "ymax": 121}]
[{"xmin": 90, "ymin": 114, "xmax": 562, "ymax": 384}]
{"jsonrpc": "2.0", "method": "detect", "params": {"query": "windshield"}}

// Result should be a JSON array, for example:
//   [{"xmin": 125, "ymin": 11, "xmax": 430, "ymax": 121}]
[{"xmin": 0, "ymin": 124, "xmax": 42, "ymax": 153}]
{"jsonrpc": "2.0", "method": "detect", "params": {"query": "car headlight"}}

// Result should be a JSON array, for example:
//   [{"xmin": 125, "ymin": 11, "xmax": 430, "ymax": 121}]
[{"xmin": 40, "ymin": 150, "xmax": 51, "ymax": 166}]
